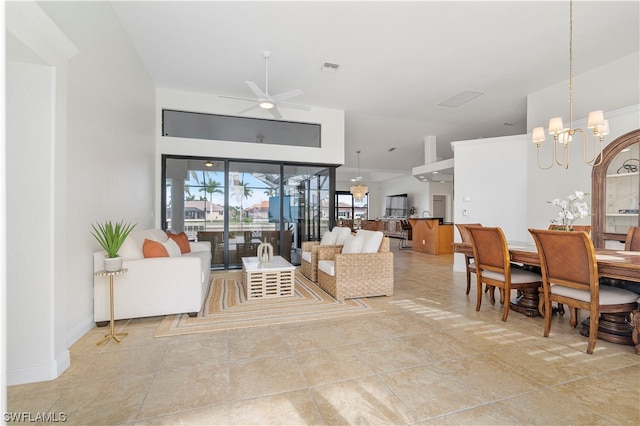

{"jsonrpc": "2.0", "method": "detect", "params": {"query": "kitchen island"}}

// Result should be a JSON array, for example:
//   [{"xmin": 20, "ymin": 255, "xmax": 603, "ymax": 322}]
[{"xmin": 407, "ymin": 218, "xmax": 454, "ymax": 255}]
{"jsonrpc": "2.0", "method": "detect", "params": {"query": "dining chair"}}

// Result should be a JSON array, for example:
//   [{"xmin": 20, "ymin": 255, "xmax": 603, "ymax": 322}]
[
  {"xmin": 467, "ymin": 226, "xmax": 542, "ymax": 321},
  {"xmin": 455, "ymin": 223, "xmax": 483, "ymax": 295},
  {"xmin": 399, "ymin": 219, "xmax": 413, "ymax": 249},
  {"xmin": 529, "ymin": 228, "xmax": 639, "ymax": 354},
  {"xmin": 625, "ymin": 226, "xmax": 640, "ymax": 251}
]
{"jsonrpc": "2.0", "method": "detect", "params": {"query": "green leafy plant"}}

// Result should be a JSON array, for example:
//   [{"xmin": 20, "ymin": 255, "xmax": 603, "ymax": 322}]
[
  {"xmin": 408, "ymin": 206, "xmax": 417, "ymax": 216},
  {"xmin": 91, "ymin": 220, "xmax": 136, "ymax": 258}
]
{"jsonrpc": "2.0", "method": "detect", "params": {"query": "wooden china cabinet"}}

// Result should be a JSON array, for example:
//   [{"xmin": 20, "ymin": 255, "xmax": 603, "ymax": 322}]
[{"xmin": 591, "ymin": 129, "xmax": 640, "ymax": 248}]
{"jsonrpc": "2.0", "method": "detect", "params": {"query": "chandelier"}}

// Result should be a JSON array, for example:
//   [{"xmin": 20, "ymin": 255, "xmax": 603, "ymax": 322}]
[
  {"xmin": 531, "ymin": 0, "xmax": 609, "ymax": 170},
  {"xmin": 350, "ymin": 150, "xmax": 368, "ymax": 202}
]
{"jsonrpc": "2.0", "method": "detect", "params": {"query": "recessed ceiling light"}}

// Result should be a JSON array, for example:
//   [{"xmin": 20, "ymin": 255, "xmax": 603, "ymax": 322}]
[
  {"xmin": 321, "ymin": 62, "xmax": 340, "ymax": 72},
  {"xmin": 432, "ymin": 171, "xmax": 439, "ymax": 174}
]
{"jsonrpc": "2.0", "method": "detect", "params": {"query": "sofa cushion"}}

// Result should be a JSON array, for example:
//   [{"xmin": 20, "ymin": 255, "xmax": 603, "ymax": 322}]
[
  {"xmin": 147, "ymin": 229, "xmax": 169, "ymax": 243},
  {"xmin": 301, "ymin": 251, "xmax": 312, "ymax": 262},
  {"xmin": 167, "ymin": 231, "xmax": 191, "ymax": 254},
  {"xmin": 357, "ymin": 230, "xmax": 384, "ymax": 253},
  {"xmin": 142, "ymin": 238, "xmax": 181, "ymax": 258},
  {"xmin": 320, "ymin": 229, "xmax": 337, "ymax": 245},
  {"xmin": 118, "ymin": 230, "xmax": 147, "ymax": 259},
  {"xmin": 143, "ymin": 239, "xmax": 168, "ymax": 258},
  {"xmin": 342, "ymin": 233, "xmax": 364, "ymax": 253},
  {"xmin": 318, "ymin": 260, "xmax": 335, "ymax": 276},
  {"xmin": 333, "ymin": 227, "xmax": 353, "ymax": 245}
]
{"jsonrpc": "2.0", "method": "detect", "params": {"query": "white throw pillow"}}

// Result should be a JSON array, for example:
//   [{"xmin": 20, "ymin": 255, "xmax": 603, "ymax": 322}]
[
  {"xmin": 357, "ymin": 230, "xmax": 384, "ymax": 253},
  {"xmin": 333, "ymin": 227, "xmax": 353, "ymax": 245},
  {"xmin": 117, "ymin": 230, "xmax": 146, "ymax": 259},
  {"xmin": 320, "ymin": 229, "xmax": 338, "ymax": 245},
  {"xmin": 146, "ymin": 228, "xmax": 169, "ymax": 243},
  {"xmin": 341, "ymin": 233, "xmax": 364, "ymax": 253},
  {"xmin": 163, "ymin": 238, "xmax": 182, "ymax": 257}
]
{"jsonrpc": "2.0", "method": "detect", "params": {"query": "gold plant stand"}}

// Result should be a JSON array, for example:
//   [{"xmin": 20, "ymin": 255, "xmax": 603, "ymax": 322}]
[{"xmin": 95, "ymin": 268, "xmax": 128, "ymax": 345}]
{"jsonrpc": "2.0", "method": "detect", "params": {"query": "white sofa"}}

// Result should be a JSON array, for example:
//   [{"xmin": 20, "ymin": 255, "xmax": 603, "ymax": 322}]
[{"xmin": 93, "ymin": 229, "xmax": 211, "ymax": 325}]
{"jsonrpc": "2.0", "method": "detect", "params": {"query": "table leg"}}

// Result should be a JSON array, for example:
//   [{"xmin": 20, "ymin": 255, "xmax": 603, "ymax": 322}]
[
  {"xmin": 510, "ymin": 287, "xmax": 541, "ymax": 317},
  {"xmin": 97, "ymin": 274, "xmax": 127, "ymax": 345}
]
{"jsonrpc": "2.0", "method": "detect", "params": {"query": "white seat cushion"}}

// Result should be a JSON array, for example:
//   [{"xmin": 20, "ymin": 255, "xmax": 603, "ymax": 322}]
[
  {"xmin": 482, "ymin": 268, "xmax": 541, "ymax": 284},
  {"xmin": 551, "ymin": 284, "xmax": 639, "ymax": 305},
  {"xmin": 468, "ymin": 260, "xmax": 477, "ymax": 271},
  {"xmin": 301, "ymin": 251, "xmax": 312, "ymax": 263},
  {"xmin": 318, "ymin": 260, "xmax": 335, "ymax": 276},
  {"xmin": 356, "ymin": 230, "xmax": 384, "ymax": 253}
]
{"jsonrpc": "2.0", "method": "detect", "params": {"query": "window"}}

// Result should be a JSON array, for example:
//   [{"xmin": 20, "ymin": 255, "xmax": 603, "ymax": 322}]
[
  {"xmin": 335, "ymin": 191, "xmax": 368, "ymax": 229},
  {"xmin": 162, "ymin": 109, "xmax": 321, "ymax": 148}
]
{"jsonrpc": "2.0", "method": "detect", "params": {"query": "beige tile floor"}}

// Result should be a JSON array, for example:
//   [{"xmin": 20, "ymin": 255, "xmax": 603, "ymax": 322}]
[{"xmin": 8, "ymin": 247, "xmax": 640, "ymax": 425}]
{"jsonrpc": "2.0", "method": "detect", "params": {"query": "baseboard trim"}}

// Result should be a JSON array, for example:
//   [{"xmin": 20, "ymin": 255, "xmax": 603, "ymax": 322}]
[{"xmin": 7, "ymin": 349, "xmax": 69, "ymax": 386}]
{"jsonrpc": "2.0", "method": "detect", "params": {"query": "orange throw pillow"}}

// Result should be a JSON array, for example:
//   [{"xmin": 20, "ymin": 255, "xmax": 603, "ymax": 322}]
[
  {"xmin": 167, "ymin": 231, "xmax": 191, "ymax": 254},
  {"xmin": 142, "ymin": 239, "xmax": 169, "ymax": 258}
]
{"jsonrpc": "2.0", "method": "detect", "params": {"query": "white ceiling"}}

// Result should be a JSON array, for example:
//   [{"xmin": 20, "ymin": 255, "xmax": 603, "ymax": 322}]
[{"xmin": 110, "ymin": 1, "xmax": 639, "ymax": 182}]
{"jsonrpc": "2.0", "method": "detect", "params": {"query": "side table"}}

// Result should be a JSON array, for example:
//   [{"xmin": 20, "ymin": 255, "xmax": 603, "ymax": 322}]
[{"xmin": 95, "ymin": 268, "xmax": 128, "ymax": 345}]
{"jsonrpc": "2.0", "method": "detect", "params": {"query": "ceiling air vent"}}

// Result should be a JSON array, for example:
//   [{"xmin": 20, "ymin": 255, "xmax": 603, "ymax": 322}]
[
  {"xmin": 438, "ymin": 91, "xmax": 484, "ymax": 107},
  {"xmin": 321, "ymin": 62, "xmax": 340, "ymax": 73}
]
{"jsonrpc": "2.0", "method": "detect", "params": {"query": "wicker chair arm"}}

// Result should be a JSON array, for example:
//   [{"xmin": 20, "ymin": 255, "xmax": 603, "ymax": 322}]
[
  {"xmin": 301, "ymin": 241, "xmax": 320, "ymax": 252},
  {"xmin": 316, "ymin": 245, "xmax": 344, "ymax": 261}
]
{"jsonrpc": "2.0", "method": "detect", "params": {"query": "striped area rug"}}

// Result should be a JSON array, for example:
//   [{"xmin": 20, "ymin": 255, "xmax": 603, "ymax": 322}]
[{"xmin": 154, "ymin": 270, "xmax": 379, "ymax": 337}]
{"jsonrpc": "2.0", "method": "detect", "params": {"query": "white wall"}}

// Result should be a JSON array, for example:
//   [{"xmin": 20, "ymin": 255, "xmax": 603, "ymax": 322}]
[
  {"xmin": 527, "ymin": 52, "xmax": 640, "ymax": 132},
  {"xmin": 452, "ymin": 134, "xmax": 529, "ymax": 273},
  {"xmin": 5, "ymin": 1, "xmax": 156, "ymax": 385}
]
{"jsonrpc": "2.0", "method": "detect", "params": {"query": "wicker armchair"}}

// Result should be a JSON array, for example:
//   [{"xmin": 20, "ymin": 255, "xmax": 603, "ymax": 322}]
[
  {"xmin": 316, "ymin": 236, "xmax": 394, "ymax": 301},
  {"xmin": 300, "ymin": 227, "xmax": 351, "ymax": 282},
  {"xmin": 301, "ymin": 241, "xmax": 342, "ymax": 282}
]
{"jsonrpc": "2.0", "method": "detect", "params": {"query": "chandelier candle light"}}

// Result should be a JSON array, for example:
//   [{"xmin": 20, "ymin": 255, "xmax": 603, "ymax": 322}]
[
  {"xmin": 350, "ymin": 150, "xmax": 368, "ymax": 202},
  {"xmin": 532, "ymin": 0, "xmax": 609, "ymax": 170}
]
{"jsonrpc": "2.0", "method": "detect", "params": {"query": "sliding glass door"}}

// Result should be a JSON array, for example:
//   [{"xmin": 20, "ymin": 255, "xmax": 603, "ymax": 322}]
[{"xmin": 163, "ymin": 156, "xmax": 335, "ymax": 269}]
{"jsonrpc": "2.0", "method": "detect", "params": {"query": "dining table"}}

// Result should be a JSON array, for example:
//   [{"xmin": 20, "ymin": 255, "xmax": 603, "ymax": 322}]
[{"xmin": 452, "ymin": 240, "xmax": 640, "ymax": 345}]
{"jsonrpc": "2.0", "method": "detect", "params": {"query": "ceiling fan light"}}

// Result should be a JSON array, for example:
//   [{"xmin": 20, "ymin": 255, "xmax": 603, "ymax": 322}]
[{"xmin": 259, "ymin": 100, "xmax": 275, "ymax": 109}]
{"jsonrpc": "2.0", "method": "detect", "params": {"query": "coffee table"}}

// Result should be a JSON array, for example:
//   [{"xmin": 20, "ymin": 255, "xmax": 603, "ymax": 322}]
[{"xmin": 241, "ymin": 256, "xmax": 295, "ymax": 300}]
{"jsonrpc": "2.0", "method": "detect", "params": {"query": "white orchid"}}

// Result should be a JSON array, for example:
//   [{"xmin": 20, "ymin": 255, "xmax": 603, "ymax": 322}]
[{"xmin": 547, "ymin": 191, "xmax": 591, "ymax": 230}]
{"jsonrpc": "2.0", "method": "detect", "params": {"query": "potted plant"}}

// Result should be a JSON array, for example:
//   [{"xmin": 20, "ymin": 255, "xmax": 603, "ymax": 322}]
[
  {"xmin": 408, "ymin": 206, "xmax": 417, "ymax": 218},
  {"xmin": 91, "ymin": 220, "xmax": 136, "ymax": 271}
]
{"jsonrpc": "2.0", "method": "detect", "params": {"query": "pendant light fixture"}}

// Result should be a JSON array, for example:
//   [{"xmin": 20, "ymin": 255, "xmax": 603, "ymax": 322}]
[
  {"xmin": 531, "ymin": 0, "xmax": 609, "ymax": 169},
  {"xmin": 350, "ymin": 150, "xmax": 368, "ymax": 202}
]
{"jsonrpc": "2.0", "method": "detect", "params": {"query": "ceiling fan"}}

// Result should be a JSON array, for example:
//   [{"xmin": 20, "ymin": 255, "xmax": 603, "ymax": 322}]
[{"xmin": 219, "ymin": 50, "xmax": 310, "ymax": 119}]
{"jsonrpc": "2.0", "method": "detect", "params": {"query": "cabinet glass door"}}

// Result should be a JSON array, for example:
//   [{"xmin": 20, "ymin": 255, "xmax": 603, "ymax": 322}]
[{"xmin": 604, "ymin": 142, "xmax": 639, "ymax": 234}]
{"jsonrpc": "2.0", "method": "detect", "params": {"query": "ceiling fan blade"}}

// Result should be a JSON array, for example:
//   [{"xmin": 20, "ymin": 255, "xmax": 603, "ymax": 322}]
[
  {"xmin": 269, "ymin": 107, "xmax": 282, "ymax": 119},
  {"xmin": 277, "ymin": 101, "xmax": 311, "ymax": 111},
  {"xmin": 246, "ymin": 81, "xmax": 267, "ymax": 98},
  {"xmin": 270, "ymin": 89, "xmax": 304, "ymax": 103},
  {"xmin": 219, "ymin": 95, "xmax": 259, "ymax": 103},
  {"xmin": 236, "ymin": 104, "xmax": 260, "ymax": 115}
]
